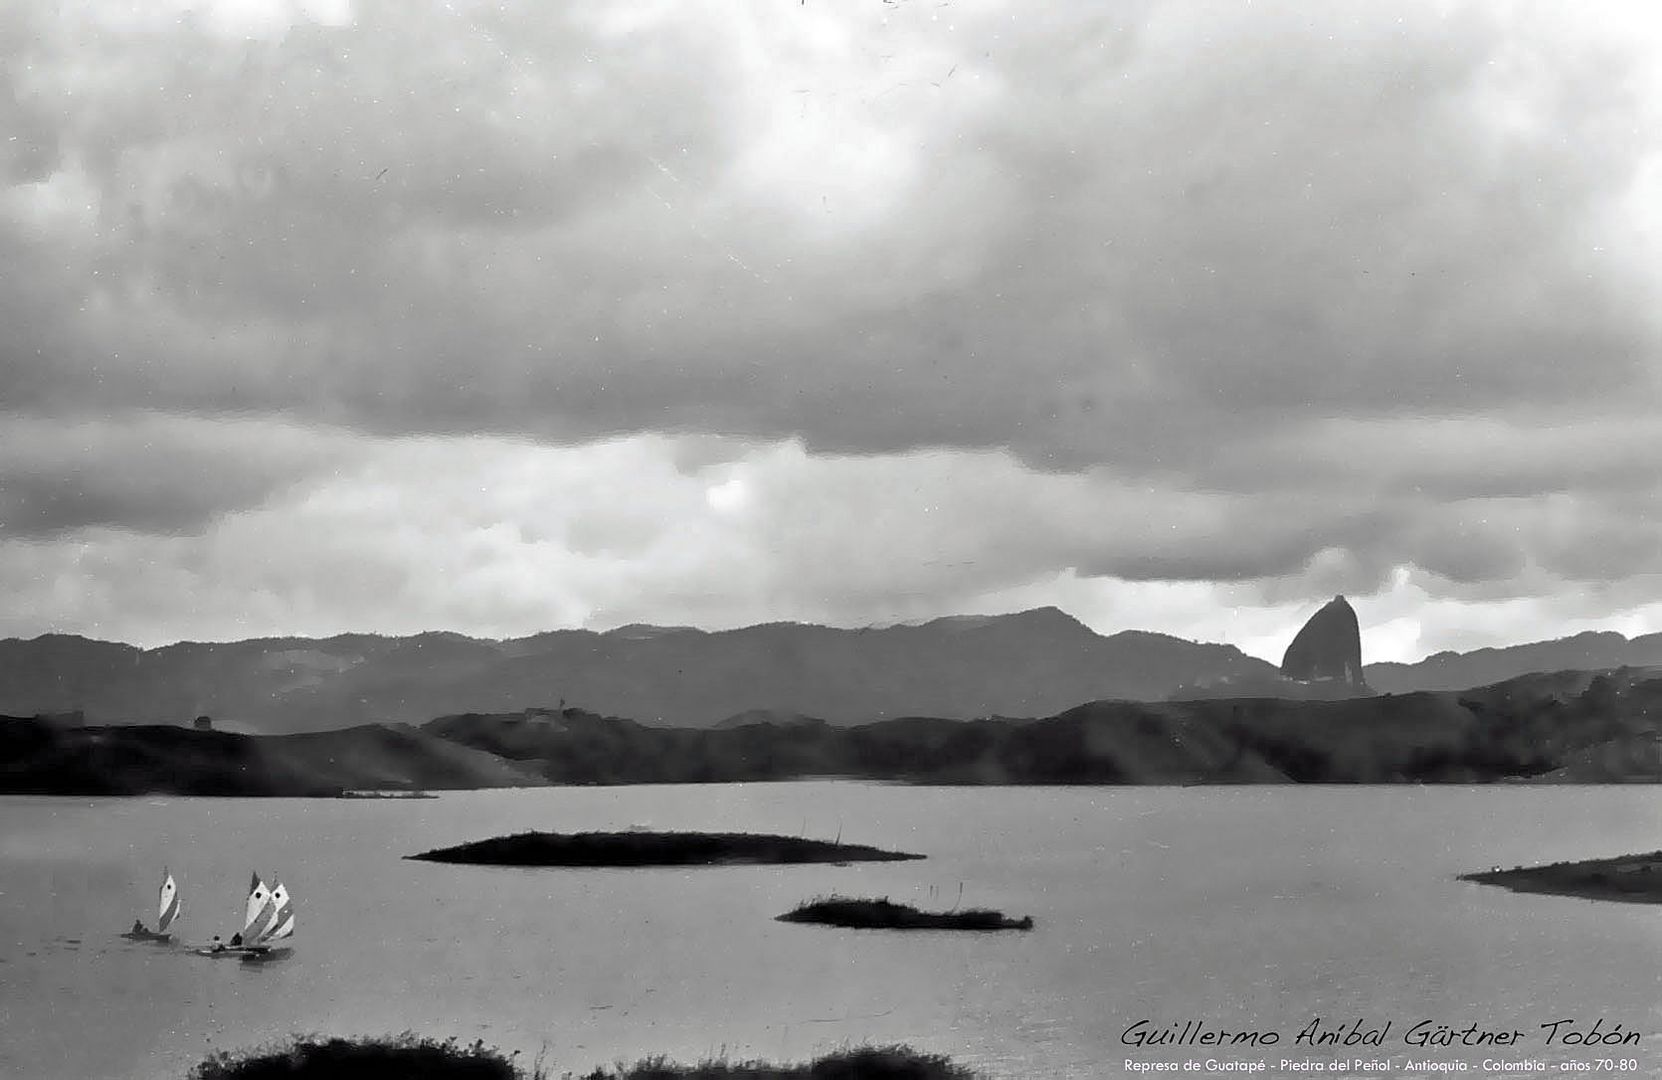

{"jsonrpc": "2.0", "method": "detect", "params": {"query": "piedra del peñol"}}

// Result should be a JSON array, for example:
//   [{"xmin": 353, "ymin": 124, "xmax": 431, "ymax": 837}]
[{"xmin": 1280, "ymin": 594, "xmax": 1370, "ymax": 691}]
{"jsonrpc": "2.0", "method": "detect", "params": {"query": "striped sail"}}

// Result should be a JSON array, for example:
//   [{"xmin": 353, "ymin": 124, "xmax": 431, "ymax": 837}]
[
  {"xmin": 156, "ymin": 871, "xmax": 180, "ymax": 933},
  {"xmin": 266, "ymin": 905, "xmax": 295, "ymax": 941},
  {"xmin": 241, "ymin": 874, "xmax": 274, "ymax": 940},
  {"xmin": 255, "ymin": 881, "xmax": 294, "ymax": 944}
]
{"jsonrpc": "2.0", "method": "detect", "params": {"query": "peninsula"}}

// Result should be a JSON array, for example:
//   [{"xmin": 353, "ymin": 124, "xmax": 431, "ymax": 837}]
[{"xmin": 1461, "ymin": 852, "xmax": 1662, "ymax": 904}]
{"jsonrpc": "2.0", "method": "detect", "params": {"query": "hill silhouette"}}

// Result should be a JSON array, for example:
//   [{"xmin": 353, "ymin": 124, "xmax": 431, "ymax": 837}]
[
  {"xmin": 1365, "ymin": 630, "xmax": 1662, "ymax": 693},
  {"xmin": 0, "ymin": 609, "xmax": 1275, "ymax": 732},
  {"xmin": 9, "ymin": 666, "xmax": 1662, "ymax": 793},
  {"xmin": 9, "ymin": 611, "xmax": 1662, "ymax": 736},
  {"xmin": 0, "ymin": 716, "xmax": 545, "ymax": 795},
  {"xmin": 405, "ymin": 667, "xmax": 1662, "ymax": 786}
]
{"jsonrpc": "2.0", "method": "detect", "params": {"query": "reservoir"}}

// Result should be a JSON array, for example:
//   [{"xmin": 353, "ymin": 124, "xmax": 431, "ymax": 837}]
[{"xmin": 2, "ymin": 783, "xmax": 1659, "ymax": 1079}]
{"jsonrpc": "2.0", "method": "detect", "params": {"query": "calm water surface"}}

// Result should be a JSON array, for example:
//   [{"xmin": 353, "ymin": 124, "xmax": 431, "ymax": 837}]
[{"xmin": 3, "ymin": 784, "xmax": 1662, "ymax": 1079}]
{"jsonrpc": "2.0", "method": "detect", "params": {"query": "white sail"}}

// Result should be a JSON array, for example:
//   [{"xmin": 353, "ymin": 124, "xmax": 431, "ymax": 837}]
[
  {"xmin": 241, "ymin": 874, "xmax": 273, "ymax": 940},
  {"xmin": 255, "ymin": 881, "xmax": 293, "ymax": 944},
  {"xmin": 156, "ymin": 870, "xmax": 180, "ymax": 933}
]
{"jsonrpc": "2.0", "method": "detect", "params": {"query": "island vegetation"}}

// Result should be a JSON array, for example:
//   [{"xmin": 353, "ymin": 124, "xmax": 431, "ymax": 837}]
[
  {"xmin": 406, "ymin": 831, "xmax": 925, "ymax": 867},
  {"xmin": 778, "ymin": 896, "xmax": 1034, "ymax": 932},
  {"xmin": 1460, "ymin": 851, "xmax": 1662, "ymax": 904},
  {"xmin": 187, "ymin": 1035, "xmax": 976, "ymax": 1079}
]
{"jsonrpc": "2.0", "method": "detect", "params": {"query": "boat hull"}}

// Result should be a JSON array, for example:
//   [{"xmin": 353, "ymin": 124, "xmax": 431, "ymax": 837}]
[
  {"xmin": 192, "ymin": 944, "xmax": 293, "ymax": 960},
  {"xmin": 194, "ymin": 945, "xmax": 259, "ymax": 958}
]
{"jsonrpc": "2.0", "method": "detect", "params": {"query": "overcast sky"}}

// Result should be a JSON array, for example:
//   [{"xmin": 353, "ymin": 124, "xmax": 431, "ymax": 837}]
[{"xmin": 3, "ymin": 0, "xmax": 1661, "ymax": 662}]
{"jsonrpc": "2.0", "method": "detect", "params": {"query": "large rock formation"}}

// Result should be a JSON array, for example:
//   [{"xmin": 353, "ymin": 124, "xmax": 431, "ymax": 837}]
[{"xmin": 1281, "ymin": 595, "xmax": 1369, "ymax": 690}]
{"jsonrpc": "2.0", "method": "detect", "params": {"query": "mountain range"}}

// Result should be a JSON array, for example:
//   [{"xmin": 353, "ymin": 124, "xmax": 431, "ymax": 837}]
[{"xmin": 4, "ymin": 608, "xmax": 1662, "ymax": 734}]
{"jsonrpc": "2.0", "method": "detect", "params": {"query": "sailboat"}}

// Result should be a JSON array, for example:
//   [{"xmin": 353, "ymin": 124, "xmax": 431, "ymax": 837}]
[
  {"xmin": 196, "ymin": 873, "xmax": 296, "ymax": 958},
  {"xmin": 241, "ymin": 879, "xmax": 295, "ymax": 961},
  {"xmin": 121, "ymin": 869, "xmax": 181, "ymax": 942}
]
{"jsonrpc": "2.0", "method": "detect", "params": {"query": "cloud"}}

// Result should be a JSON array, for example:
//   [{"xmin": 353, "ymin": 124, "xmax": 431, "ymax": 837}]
[
  {"xmin": 6, "ymin": 431, "xmax": 1662, "ymax": 660},
  {"xmin": 4, "ymin": 2, "xmax": 1662, "ymax": 654},
  {"xmin": 0, "ymin": 413, "xmax": 361, "ymax": 538},
  {"xmin": 2, "ymin": 3, "xmax": 1657, "ymax": 460}
]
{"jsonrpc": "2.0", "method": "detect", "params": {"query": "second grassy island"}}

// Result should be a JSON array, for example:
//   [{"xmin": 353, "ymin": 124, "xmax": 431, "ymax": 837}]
[
  {"xmin": 407, "ymin": 830, "xmax": 925, "ymax": 867},
  {"xmin": 778, "ymin": 896, "xmax": 1034, "ymax": 931}
]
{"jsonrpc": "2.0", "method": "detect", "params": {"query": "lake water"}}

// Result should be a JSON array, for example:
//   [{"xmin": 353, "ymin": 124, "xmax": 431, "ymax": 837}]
[{"xmin": 3, "ymin": 784, "xmax": 1662, "ymax": 1079}]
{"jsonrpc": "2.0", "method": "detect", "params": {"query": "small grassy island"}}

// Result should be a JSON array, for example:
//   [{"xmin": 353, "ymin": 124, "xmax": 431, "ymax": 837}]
[
  {"xmin": 188, "ymin": 1036, "xmax": 976, "ymax": 1079},
  {"xmin": 1461, "ymin": 851, "xmax": 1662, "ymax": 904},
  {"xmin": 406, "ymin": 830, "xmax": 925, "ymax": 867},
  {"xmin": 778, "ymin": 896, "xmax": 1034, "ymax": 932}
]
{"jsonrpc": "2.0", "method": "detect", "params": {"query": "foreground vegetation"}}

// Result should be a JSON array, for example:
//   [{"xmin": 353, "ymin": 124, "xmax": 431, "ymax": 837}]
[
  {"xmin": 407, "ymin": 831, "xmax": 925, "ymax": 867},
  {"xmin": 187, "ymin": 1036, "xmax": 975, "ymax": 1079},
  {"xmin": 574, "ymin": 1045, "xmax": 977, "ymax": 1079},
  {"xmin": 778, "ymin": 897, "xmax": 1034, "ymax": 931},
  {"xmin": 1461, "ymin": 851, "xmax": 1662, "ymax": 904},
  {"xmin": 189, "ymin": 1035, "xmax": 528, "ymax": 1079}
]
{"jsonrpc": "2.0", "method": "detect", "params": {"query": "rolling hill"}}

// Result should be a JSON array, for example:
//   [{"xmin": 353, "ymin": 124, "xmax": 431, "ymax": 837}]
[
  {"xmin": 0, "ymin": 716, "xmax": 546, "ymax": 795},
  {"xmin": 1365, "ymin": 630, "xmax": 1662, "ymax": 692},
  {"xmin": 7, "ymin": 665, "xmax": 1662, "ymax": 793}
]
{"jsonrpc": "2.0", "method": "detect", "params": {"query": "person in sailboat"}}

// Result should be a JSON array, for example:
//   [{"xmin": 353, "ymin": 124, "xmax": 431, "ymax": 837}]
[
  {"xmin": 204, "ymin": 932, "xmax": 243, "ymax": 954},
  {"xmin": 213, "ymin": 874, "xmax": 273, "ymax": 953},
  {"xmin": 198, "ymin": 874, "xmax": 294, "ymax": 957}
]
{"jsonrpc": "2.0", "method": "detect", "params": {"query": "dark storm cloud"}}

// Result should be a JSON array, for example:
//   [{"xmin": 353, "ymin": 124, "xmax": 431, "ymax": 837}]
[
  {"xmin": 7, "ymin": 3, "xmax": 1655, "ymax": 455},
  {"xmin": 0, "ymin": 415, "xmax": 357, "ymax": 538}
]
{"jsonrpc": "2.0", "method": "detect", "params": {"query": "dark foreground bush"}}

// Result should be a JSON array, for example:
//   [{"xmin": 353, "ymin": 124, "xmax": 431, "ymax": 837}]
[
  {"xmin": 407, "ymin": 831, "xmax": 924, "ymax": 867},
  {"xmin": 778, "ymin": 897, "xmax": 1034, "ymax": 932},
  {"xmin": 574, "ymin": 1045, "xmax": 977, "ymax": 1079},
  {"xmin": 189, "ymin": 1034, "xmax": 527, "ymax": 1079},
  {"xmin": 188, "ymin": 1038, "xmax": 975, "ymax": 1080}
]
